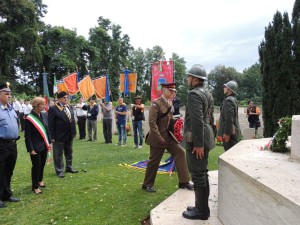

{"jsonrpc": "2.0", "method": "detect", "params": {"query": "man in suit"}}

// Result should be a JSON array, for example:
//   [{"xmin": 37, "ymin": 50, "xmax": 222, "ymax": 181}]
[
  {"xmin": 181, "ymin": 64, "xmax": 215, "ymax": 220},
  {"xmin": 142, "ymin": 82, "xmax": 193, "ymax": 193},
  {"xmin": 218, "ymin": 80, "xmax": 242, "ymax": 151},
  {"xmin": 48, "ymin": 91, "xmax": 78, "ymax": 178}
]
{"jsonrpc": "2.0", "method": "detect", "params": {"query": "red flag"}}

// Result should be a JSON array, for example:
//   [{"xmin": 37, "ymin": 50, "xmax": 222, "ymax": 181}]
[
  {"xmin": 151, "ymin": 61, "xmax": 174, "ymax": 101},
  {"xmin": 63, "ymin": 73, "xmax": 78, "ymax": 95}
]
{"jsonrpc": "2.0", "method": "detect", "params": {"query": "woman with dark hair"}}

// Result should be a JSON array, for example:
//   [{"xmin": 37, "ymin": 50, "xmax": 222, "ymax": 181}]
[
  {"xmin": 246, "ymin": 100, "xmax": 261, "ymax": 132},
  {"xmin": 25, "ymin": 97, "xmax": 51, "ymax": 194}
]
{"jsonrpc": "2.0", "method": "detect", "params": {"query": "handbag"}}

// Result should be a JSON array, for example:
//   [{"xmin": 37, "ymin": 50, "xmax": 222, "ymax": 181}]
[{"xmin": 257, "ymin": 120, "xmax": 261, "ymax": 127}]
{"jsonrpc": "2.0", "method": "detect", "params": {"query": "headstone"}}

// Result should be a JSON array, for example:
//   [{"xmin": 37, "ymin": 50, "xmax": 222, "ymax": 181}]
[
  {"xmin": 241, "ymin": 128, "xmax": 255, "ymax": 140},
  {"xmin": 291, "ymin": 115, "xmax": 300, "ymax": 160}
]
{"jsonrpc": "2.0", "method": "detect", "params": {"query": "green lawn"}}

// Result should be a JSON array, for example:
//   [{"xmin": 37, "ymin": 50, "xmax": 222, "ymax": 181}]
[{"xmin": 1, "ymin": 122, "xmax": 224, "ymax": 225}]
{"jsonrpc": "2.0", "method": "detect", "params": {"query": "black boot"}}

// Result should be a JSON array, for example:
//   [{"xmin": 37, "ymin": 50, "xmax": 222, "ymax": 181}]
[
  {"xmin": 186, "ymin": 173, "xmax": 210, "ymax": 217},
  {"xmin": 182, "ymin": 187, "xmax": 209, "ymax": 220}
]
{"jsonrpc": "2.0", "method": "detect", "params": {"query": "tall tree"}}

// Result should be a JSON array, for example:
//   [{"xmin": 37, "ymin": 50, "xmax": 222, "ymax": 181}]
[
  {"xmin": 259, "ymin": 11, "xmax": 293, "ymax": 137},
  {"xmin": 171, "ymin": 53, "xmax": 187, "ymax": 105},
  {"xmin": 291, "ymin": 0, "xmax": 300, "ymax": 115},
  {"xmin": 207, "ymin": 65, "xmax": 242, "ymax": 106},
  {"xmin": 89, "ymin": 16, "xmax": 132, "ymax": 101},
  {"xmin": 239, "ymin": 63, "xmax": 262, "ymax": 104},
  {"xmin": 0, "ymin": 0, "xmax": 43, "ymax": 89}
]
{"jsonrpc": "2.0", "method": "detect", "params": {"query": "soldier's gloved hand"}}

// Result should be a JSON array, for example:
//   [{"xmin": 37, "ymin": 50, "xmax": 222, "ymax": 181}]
[{"xmin": 159, "ymin": 139, "xmax": 167, "ymax": 145}]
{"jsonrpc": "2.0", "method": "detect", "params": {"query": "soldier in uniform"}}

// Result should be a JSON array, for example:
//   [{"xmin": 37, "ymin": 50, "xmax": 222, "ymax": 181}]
[
  {"xmin": 142, "ymin": 82, "xmax": 193, "ymax": 193},
  {"xmin": 0, "ymin": 82, "xmax": 20, "ymax": 208},
  {"xmin": 181, "ymin": 65, "xmax": 215, "ymax": 220},
  {"xmin": 218, "ymin": 80, "xmax": 241, "ymax": 151}
]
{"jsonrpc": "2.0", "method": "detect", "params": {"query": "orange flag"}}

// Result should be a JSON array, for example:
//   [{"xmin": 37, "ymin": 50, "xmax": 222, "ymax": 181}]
[
  {"xmin": 57, "ymin": 80, "xmax": 69, "ymax": 93},
  {"xmin": 119, "ymin": 73, "xmax": 137, "ymax": 93},
  {"xmin": 92, "ymin": 77, "xmax": 106, "ymax": 99},
  {"xmin": 63, "ymin": 73, "xmax": 78, "ymax": 95},
  {"xmin": 78, "ymin": 75, "xmax": 95, "ymax": 101}
]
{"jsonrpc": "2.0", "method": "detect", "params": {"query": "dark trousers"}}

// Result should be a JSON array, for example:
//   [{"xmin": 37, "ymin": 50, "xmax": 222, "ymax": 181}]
[
  {"xmin": 53, "ymin": 140, "xmax": 73, "ymax": 174},
  {"xmin": 186, "ymin": 143, "xmax": 209, "ymax": 188},
  {"xmin": 103, "ymin": 119, "xmax": 112, "ymax": 143},
  {"xmin": 133, "ymin": 120, "xmax": 143, "ymax": 146},
  {"xmin": 77, "ymin": 116, "xmax": 87, "ymax": 139},
  {"xmin": 143, "ymin": 144, "xmax": 189, "ymax": 187},
  {"xmin": 223, "ymin": 135, "xmax": 238, "ymax": 151},
  {"xmin": 19, "ymin": 112, "xmax": 25, "ymax": 131},
  {"xmin": 0, "ymin": 142, "xmax": 17, "ymax": 200},
  {"xmin": 30, "ymin": 150, "xmax": 47, "ymax": 189}
]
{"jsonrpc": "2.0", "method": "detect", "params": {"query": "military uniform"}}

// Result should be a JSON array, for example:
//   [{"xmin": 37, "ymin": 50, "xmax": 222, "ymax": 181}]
[
  {"xmin": 143, "ymin": 95, "xmax": 190, "ymax": 191},
  {"xmin": 218, "ymin": 94, "xmax": 241, "ymax": 151},
  {"xmin": 182, "ymin": 64, "xmax": 214, "ymax": 220}
]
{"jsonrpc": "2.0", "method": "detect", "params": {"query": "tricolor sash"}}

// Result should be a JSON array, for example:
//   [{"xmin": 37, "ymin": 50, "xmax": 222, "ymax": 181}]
[{"xmin": 26, "ymin": 113, "xmax": 50, "ymax": 149}]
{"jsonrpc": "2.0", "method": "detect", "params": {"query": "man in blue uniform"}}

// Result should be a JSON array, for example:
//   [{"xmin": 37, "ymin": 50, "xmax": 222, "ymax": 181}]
[{"xmin": 0, "ymin": 82, "xmax": 20, "ymax": 208}]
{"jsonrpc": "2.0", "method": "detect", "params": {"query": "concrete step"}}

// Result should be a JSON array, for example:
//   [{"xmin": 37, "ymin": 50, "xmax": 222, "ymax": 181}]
[{"xmin": 150, "ymin": 171, "xmax": 223, "ymax": 225}]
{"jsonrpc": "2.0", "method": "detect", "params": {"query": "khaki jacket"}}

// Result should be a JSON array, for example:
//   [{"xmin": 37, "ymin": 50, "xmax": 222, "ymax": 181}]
[{"xmin": 145, "ymin": 97, "xmax": 178, "ymax": 147}]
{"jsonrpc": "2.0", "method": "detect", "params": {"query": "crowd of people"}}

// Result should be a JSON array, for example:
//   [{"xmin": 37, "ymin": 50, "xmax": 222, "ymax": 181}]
[{"xmin": 1, "ymin": 64, "xmax": 254, "ymax": 221}]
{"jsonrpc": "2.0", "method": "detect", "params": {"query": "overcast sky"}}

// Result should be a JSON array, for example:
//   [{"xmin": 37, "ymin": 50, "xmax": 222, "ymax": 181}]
[{"xmin": 42, "ymin": 0, "xmax": 295, "ymax": 72}]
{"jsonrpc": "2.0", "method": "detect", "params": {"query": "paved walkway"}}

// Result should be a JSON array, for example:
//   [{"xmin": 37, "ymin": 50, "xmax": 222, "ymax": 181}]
[{"xmin": 150, "ymin": 171, "xmax": 223, "ymax": 225}]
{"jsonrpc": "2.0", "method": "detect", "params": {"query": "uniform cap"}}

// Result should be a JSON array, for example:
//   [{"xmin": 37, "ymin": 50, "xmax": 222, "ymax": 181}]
[
  {"xmin": 0, "ymin": 82, "xmax": 11, "ymax": 92},
  {"xmin": 161, "ymin": 82, "xmax": 176, "ymax": 91}
]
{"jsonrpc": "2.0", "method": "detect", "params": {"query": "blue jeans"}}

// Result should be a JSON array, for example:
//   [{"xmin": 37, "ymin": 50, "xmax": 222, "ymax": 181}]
[
  {"xmin": 117, "ymin": 122, "xmax": 127, "ymax": 144},
  {"xmin": 133, "ymin": 120, "xmax": 143, "ymax": 146}
]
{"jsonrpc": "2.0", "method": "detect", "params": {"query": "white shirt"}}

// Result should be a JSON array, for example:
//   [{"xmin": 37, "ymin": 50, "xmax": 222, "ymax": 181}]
[
  {"xmin": 24, "ymin": 104, "xmax": 33, "ymax": 115},
  {"xmin": 13, "ymin": 101, "xmax": 21, "ymax": 111},
  {"xmin": 76, "ymin": 102, "xmax": 87, "ymax": 117},
  {"xmin": 19, "ymin": 103, "xmax": 26, "ymax": 113}
]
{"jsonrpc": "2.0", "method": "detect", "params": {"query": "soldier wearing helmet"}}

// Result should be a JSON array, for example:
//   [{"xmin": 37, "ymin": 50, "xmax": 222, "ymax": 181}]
[
  {"xmin": 218, "ymin": 80, "xmax": 241, "ymax": 151},
  {"xmin": 182, "ymin": 64, "xmax": 215, "ymax": 220}
]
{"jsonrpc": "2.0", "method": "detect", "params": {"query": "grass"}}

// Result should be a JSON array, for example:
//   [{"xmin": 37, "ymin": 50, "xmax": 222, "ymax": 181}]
[{"xmin": 1, "ymin": 122, "xmax": 224, "ymax": 225}]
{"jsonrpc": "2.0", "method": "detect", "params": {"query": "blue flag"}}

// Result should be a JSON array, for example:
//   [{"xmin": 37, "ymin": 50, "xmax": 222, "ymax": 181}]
[
  {"xmin": 124, "ymin": 69, "xmax": 130, "ymax": 96},
  {"xmin": 105, "ymin": 74, "xmax": 110, "ymax": 102}
]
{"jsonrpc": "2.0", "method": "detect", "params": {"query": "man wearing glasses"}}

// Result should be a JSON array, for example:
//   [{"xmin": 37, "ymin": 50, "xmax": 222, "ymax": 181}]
[
  {"xmin": 0, "ymin": 82, "xmax": 20, "ymax": 208},
  {"xmin": 48, "ymin": 91, "xmax": 78, "ymax": 178}
]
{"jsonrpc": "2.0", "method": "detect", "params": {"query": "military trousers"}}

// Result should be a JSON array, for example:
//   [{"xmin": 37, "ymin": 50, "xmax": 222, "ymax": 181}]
[
  {"xmin": 143, "ymin": 144, "xmax": 190, "ymax": 187},
  {"xmin": 186, "ymin": 143, "xmax": 209, "ymax": 188}
]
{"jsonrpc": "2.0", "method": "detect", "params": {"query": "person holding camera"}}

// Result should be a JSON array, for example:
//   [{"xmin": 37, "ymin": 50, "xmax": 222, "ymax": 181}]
[
  {"xmin": 131, "ymin": 96, "xmax": 144, "ymax": 149},
  {"xmin": 246, "ymin": 100, "xmax": 261, "ymax": 132}
]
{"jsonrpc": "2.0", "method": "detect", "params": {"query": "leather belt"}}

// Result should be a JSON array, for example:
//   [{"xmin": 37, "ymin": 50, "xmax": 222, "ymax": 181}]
[
  {"xmin": 0, "ymin": 136, "xmax": 20, "ymax": 144},
  {"xmin": 0, "ymin": 139, "xmax": 17, "ymax": 144}
]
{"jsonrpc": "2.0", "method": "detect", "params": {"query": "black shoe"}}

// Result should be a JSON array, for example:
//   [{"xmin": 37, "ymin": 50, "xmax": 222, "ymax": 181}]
[
  {"xmin": 66, "ymin": 168, "xmax": 78, "ymax": 173},
  {"xmin": 87, "ymin": 139, "xmax": 92, "ymax": 141},
  {"xmin": 186, "ymin": 206, "xmax": 210, "ymax": 217},
  {"xmin": 179, "ymin": 182, "xmax": 194, "ymax": 190},
  {"xmin": 142, "ymin": 185, "xmax": 156, "ymax": 193},
  {"xmin": 182, "ymin": 208, "xmax": 209, "ymax": 220},
  {"xmin": 57, "ymin": 172, "xmax": 65, "ymax": 178},
  {"xmin": 5, "ymin": 196, "xmax": 20, "ymax": 202},
  {"xmin": 32, "ymin": 188, "xmax": 43, "ymax": 194},
  {"xmin": 0, "ymin": 200, "xmax": 7, "ymax": 208}
]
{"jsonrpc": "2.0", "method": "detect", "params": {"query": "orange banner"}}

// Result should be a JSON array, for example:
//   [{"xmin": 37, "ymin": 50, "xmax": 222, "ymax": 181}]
[
  {"xmin": 57, "ymin": 80, "xmax": 69, "ymax": 94},
  {"xmin": 92, "ymin": 77, "xmax": 106, "ymax": 99},
  {"xmin": 63, "ymin": 73, "xmax": 78, "ymax": 95},
  {"xmin": 78, "ymin": 75, "xmax": 95, "ymax": 101},
  {"xmin": 119, "ymin": 73, "xmax": 137, "ymax": 93}
]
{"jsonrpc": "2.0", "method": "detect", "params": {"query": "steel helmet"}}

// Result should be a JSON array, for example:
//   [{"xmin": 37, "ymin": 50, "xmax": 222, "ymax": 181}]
[
  {"xmin": 224, "ymin": 80, "xmax": 238, "ymax": 94},
  {"xmin": 186, "ymin": 64, "xmax": 207, "ymax": 80}
]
